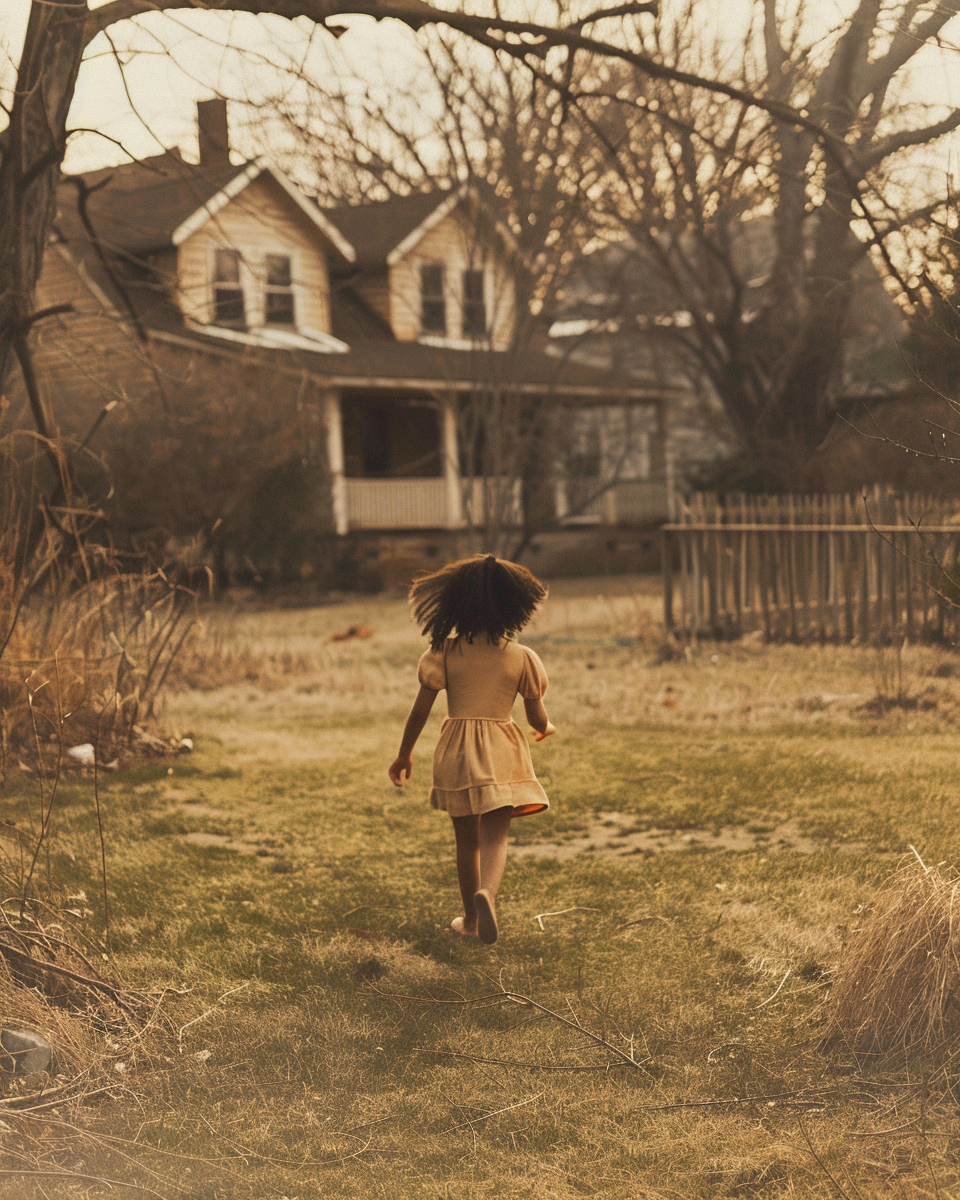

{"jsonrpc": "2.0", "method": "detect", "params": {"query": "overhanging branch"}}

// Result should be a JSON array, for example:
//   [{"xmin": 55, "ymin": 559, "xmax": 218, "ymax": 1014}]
[{"xmin": 865, "ymin": 108, "xmax": 960, "ymax": 167}]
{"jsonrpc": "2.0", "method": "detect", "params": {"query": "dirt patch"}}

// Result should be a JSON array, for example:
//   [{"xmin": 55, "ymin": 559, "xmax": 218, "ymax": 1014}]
[
  {"xmin": 512, "ymin": 811, "xmax": 869, "ymax": 860},
  {"xmin": 179, "ymin": 831, "xmax": 272, "ymax": 857}
]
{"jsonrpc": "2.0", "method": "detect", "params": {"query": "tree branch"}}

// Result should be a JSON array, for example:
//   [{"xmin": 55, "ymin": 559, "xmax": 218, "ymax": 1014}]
[
  {"xmin": 569, "ymin": 2, "xmax": 657, "ymax": 29},
  {"xmin": 865, "ymin": 2, "xmax": 960, "ymax": 98},
  {"xmin": 865, "ymin": 108, "xmax": 960, "ymax": 167},
  {"xmin": 82, "ymin": 0, "xmax": 851, "ymax": 156}
]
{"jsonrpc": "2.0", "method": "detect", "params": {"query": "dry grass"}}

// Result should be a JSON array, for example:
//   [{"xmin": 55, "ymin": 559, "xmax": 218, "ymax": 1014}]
[
  {"xmin": 826, "ymin": 851, "xmax": 960, "ymax": 1055},
  {"xmin": 9, "ymin": 574, "xmax": 960, "ymax": 1197}
]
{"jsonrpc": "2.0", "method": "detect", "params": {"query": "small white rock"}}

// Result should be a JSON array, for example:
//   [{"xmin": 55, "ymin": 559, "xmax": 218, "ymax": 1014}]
[{"xmin": 66, "ymin": 744, "xmax": 95, "ymax": 766}]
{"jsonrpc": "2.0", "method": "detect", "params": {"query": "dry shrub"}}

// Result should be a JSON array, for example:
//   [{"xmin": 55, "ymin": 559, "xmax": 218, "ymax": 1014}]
[
  {"xmin": 0, "ymin": 433, "xmax": 201, "ymax": 768},
  {"xmin": 0, "ymin": 941, "xmax": 107, "ymax": 1080},
  {"xmin": 826, "ymin": 852, "xmax": 960, "ymax": 1054},
  {"xmin": 1, "ymin": 568, "xmax": 198, "ymax": 770}
]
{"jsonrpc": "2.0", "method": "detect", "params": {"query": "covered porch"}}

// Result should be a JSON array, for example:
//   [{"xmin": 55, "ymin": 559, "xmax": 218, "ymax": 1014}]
[{"xmin": 322, "ymin": 387, "xmax": 673, "ymax": 534}]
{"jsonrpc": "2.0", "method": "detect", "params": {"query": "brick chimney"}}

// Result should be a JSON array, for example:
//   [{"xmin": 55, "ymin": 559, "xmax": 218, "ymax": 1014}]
[{"xmin": 197, "ymin": 98, "xmax": 230, "ymax": 167}]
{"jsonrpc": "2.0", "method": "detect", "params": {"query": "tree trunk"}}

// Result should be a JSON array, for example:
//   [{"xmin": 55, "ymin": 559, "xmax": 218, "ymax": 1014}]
[{"xmin": 0, "ymin": 0, "xmax": 88, "ymax": 399}]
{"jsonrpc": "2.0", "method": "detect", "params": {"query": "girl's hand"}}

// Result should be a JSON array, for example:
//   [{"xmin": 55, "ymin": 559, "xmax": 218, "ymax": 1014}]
[
  {"xmin": 389, "ymin": 755, "xmax": 413, "ymax": 786},
  {"xmin": 534, "ymin": 722, "xmax": 556, "ymax": 742}
]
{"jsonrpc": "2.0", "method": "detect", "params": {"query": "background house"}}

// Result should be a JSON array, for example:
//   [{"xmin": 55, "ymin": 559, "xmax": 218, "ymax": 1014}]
[
  {"xmin": 9, "ymin": 101, "xmax": 685, "ymax": 587},
  {"xmin": 547, "ymin": 228, "xmax": 914, "ymax": 493}
]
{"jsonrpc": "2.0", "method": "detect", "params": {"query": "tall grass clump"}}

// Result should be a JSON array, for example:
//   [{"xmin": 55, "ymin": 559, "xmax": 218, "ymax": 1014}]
[
  {"xmin": 0, "ymin": 432, "xmax": 199, "ymax": 773},
  {"xmin": 0, "ymin": 431, "xmax": 197, "ymax": 1037},
  {"xmin": 826, "ymin": 852, "xmax": 960, "ymax": 1055}
]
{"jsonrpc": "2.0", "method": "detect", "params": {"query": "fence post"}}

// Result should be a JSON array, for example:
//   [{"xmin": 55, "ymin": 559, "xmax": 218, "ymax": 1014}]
[
  {"xmin": 860, "ymin": 531, "xmax": 871, "ymax": 643},
  {"xmin": 662, "ymin": 528, "xmax": 674, "ymax": 633}
]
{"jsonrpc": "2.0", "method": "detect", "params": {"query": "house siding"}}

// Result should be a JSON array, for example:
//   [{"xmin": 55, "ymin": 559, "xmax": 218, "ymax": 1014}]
[
  {"xmin": 388, "ymin": 210, "xmax": 516, "ymax": 349},
  {"xmin": 25, "ymin": 242, "xmax": 159, "ymax": 432},
  {"xmin": 177, "ymin": 175, "xmax": 332, "ymax": 334}
]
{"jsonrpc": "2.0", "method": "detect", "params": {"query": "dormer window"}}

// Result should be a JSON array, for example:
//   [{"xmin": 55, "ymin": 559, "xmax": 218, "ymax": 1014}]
[
  {"xmin": 265, "ymin": 254, "xmax": 295, "ymax": 327},
  {"xmin": 462, "ymin": 269, "xmax": 486, "ymax": 339},
  {"xmin": 420, "ymin": 263, "xmax": 446, "ymax": 335},
  {"xmin": 213, "ymin": 249, "xmax": 245, "ymax": 328}
]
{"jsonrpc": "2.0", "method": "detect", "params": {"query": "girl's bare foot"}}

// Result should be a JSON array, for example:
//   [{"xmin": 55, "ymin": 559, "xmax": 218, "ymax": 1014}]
[
  {"xmin": 474, "ymin": 890, "xmax": 498, "ymax": 945},
  {"xmin": 450, "ymin": 917, "xmax": 478, "ymax": 937}
]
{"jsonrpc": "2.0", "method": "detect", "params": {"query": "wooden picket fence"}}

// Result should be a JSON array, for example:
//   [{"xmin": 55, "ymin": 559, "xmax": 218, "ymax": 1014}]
[{"xmin": 661, "ymin": 490, "xmax": 960, "ymax": 643}]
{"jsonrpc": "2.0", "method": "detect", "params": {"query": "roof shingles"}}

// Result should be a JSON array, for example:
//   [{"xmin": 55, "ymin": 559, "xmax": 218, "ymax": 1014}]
[{"xmin": 56, "ymin": 160, "xmax": 662, "ymax": 398}]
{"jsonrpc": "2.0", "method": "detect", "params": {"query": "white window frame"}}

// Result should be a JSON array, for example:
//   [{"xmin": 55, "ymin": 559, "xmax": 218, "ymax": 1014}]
[
  {"xmin": 208, "ymin": 244, "xmax": 248, "ymax": 329},
  {"xmin": 262, "ymin": 249, "xmax": 299, "ymax": 330},
  {"xmin": 460, "ymin": 265, "xmax": 489, "ymax": 341},
  {"xmin": 419, "ymin": 260, "xmax": 448, "ymax": 337}
]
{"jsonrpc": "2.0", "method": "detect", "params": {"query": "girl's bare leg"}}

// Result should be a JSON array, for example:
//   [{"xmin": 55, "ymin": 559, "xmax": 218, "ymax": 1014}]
[
  {"xmin": 451, "ymin": 815, "xmax": 481, "ymax": 934},
  {"xmin": 478, "ymin": 806, "xmax": 513, "ymax": 897},
  {"xmin": 451, "ymin": 807, "xmax": 513, "ymax": 937}
]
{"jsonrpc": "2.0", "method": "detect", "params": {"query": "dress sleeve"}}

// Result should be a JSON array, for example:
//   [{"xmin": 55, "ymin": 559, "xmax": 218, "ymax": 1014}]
[
  {"xmin": 517, "ymin": 646, "xmax": 548, "ymax": 700},
  {"xmin": 417, "ymin": 647, "xmax": 446, "ymax": 691}
]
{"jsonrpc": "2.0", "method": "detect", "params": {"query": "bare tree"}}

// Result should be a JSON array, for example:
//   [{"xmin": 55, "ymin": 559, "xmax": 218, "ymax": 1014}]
[
  {"xmin": 544, "ymin": 0, "xmax": 960, "ymax": 487},
  {"xmin": 3, "ymin": 0, "xmax": 954, "ymax": 505}
]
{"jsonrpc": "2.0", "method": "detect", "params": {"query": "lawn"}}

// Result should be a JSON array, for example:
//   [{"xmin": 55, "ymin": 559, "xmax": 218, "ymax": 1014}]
[{"xmin": 6, "ymin": 575, "xmax": 960, "ymax": 1198}]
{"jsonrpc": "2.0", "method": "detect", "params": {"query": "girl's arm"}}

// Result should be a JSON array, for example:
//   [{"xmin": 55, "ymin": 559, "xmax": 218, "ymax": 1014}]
[
  {"xmin": 388, "ymin": 686, "xmax": 439, "ymax": 785},
  {"xmin": 523, "ymin": 697, "xmax": 556, "ymax": 742}
]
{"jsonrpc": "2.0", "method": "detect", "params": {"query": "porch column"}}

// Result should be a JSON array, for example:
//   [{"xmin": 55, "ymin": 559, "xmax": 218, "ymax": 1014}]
[
  {"xmin": 651, "ymin": 400, "xmax": 675, "ymax": 520},
  {"xmin": 323, "ymin": 389, "xmax": 349, "ymax": 536},
  {"xmin": 440, "ymin": 393, "xmax": 463, "ymax": 529}
]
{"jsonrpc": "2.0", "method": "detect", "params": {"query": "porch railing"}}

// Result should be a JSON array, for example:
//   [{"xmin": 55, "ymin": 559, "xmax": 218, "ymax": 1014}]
[
  {"xmin": 344, "ymin": 476, "xmax": 670, "ymax": 530},
  {"xmin": 346, "ymin": 479, "xmax": 450, "ymax": 529}
]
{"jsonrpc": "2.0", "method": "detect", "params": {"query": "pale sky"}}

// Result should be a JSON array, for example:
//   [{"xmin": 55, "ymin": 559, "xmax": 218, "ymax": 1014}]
[{"xmin": 1, "ymin": 0, "xmax": 959, "ymax": 180}]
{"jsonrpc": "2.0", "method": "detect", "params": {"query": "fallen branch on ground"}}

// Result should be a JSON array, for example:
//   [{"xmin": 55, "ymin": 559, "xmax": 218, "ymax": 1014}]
[
  {"xmin": 371, "ymin": 985, "xmax": 650, "ymax": 1072},
  {"xmin": 636, "ymin": 1086, "xmax": 883, "ymax": 1113},
  {"xmin": 0, "ymin": 940, "xmax": 138, "ymax": 1014}
]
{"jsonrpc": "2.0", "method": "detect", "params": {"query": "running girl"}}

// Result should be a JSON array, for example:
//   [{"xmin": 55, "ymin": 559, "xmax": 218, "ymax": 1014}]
[{"xmin": 388, "ymin": 554, "xmax": 555, "ymax": 945}]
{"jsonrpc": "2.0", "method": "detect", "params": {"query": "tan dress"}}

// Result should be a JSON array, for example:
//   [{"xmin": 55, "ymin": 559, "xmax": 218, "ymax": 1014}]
[{"xmin": 417, "ymin": 637, "xmax": 550, "ymax": 818}]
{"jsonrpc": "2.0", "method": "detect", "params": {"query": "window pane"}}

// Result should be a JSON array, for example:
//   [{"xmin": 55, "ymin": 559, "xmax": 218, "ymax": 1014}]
[
  {"xmin": 266, "ymin": 254, "xmax": 292, "ymax": 287},
  {"xmin": 214, "ymin": 285, "xmax": 245, "ymax": 327},
  {"xmin": 213, "ymin": 248, "xmax": 241, "ymax": 283},
  {"xmin": 420, "ymin": 263, "xmax": 446, "ymax": 334},
  {"xmin": 421, "ymin": 263, "xmax": 444, "ymax": 296},
  {"xmin": 464, "ymin": 269, "xmax": 484, "ymax": 301},
  {"xmin": 265, "ymin": 290, "xmax": 296, "ymax": 326},
  {"xmin": 462, "ymin": 269, "xmax": 486, "ymax": 337}
]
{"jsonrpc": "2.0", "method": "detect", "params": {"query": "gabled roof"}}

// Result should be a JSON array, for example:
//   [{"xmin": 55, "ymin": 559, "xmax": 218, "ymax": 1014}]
[
  {"xmin": 62, "ymin": 150, "xmax": 355, "ymax": 262},
  {"xmin": 323, "ymin": 191, "xmax": 454, "ymax": 270},
  {"xmin": 323, "ymin": 185, "xmax": 517, "ymax": 271},
  {"xmin": 51, "ymin": 154, "xmax": 671, "ymax": 401}
]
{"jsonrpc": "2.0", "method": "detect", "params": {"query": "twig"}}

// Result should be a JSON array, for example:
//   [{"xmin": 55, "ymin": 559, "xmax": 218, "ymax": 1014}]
[
  {"xmin": 2, "ymin": 1084, "xmax": 118, "ymax": 1113},
  {"xmin": 177, "ymin": 982, "xmax": 251, "ymax": 1044},
  {"xmin": 909, "ymin": 844, "xmax": 930, "ymax": 873},
  {"xmin": 798, "ymin": 1113, "xmax": 857, "ymax": 1200},
  {"xmin": 372, "ymin": 985, "xmax": 648, "ymax": 1071},
  {"xmin": 0, "ymin": 941, "xmax": 136, "ymax": 1013},
  {"xmin": 0, "ymin": 1170, "xmax": 170, "ymax": 1198},
  {"xmin": 440, "ymin": 1091, "xmax": 543, "ymax": 1134},
  {"xmin": 534, "ymin": 907, "xmax": 600, "ymax": 930},
  {"xmin": 636, "ymin": 1087, "xmax": 846, "ymax": 1113},
  {"xmin": 93, "ymin": 693, "xmax": 114, "ymax": 948},
  {"xmin": 415, "ymin": 1046, "xmax": 636, "ymax": 1072},
  {"xmin": 848, "ymin": 1117, "xmax": 921, "ymax": 1138},
  {"xmin": 756, "ymin": 968, "xmax": 792, "ymax": 1008}
]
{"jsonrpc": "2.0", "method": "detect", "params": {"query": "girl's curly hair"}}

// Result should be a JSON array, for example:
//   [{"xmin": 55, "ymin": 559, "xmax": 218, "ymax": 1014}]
[{"xmin": 410, "ymin": 554, "xmax": 547, "ymax": 650}]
